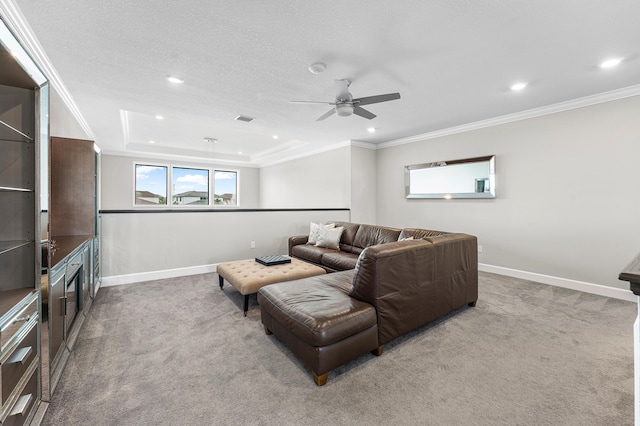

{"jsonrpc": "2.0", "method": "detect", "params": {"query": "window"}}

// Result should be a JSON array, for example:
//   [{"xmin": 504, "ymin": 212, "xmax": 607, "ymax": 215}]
[
  {"xmin": 171, "ymin": 167, "xmax": 209, "ymax": 206},
  {"xmin": 213, "ymin": 170, "xmax": 237, "ymax": 206},
  {"xmin": 135, "ymin": 164, "xmax": 167, "ymax": 205},
  {"xmin": 133, "ymin": 163, "xmax": 238, "ymax": 208}
]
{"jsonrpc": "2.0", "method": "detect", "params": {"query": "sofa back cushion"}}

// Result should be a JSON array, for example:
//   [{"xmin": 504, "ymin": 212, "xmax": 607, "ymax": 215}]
[
  {"xmin": 333, "ymin": 222, "xmax": 361, "ymax": 252},
  {"xmin": 398, "ymin": 228, "xmax": 450, "ymax": 240},
  {"xmin": 350, "ymin": 224, "xmax": 401, "ymax": 254}
]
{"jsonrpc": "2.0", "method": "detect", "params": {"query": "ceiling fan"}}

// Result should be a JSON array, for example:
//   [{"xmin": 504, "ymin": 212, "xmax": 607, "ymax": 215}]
[{"xmin": 291, "ymin": 79, "xmax": 401, "ymax": 121}]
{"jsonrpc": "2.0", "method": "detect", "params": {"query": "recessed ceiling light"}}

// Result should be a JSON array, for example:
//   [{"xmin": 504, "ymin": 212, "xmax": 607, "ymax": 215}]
[
  {"xmin": 166, "ymin": 76, "xmax": 184, "ymax": 84},
  {"xmin": 272, "ymin": 135, "xmax": 279, "ymax": 139},
  {"xmin": 367, "ymin": 127, "xmax": 376, "ymax": 133},
  {"xmin": 238, "ymin": 151, "xmax": 243, "ymax": 154},
  {"xmin": 148, "ymin": 140, "xmax": 155, "ymax": 144},
  {"xmin": 600, "ymin": 58, "xmax": 622, "ymax": 69},
  {"xmin": 510, "ymin": 82, "xmax": 528, "ymax": 91},
  {"xmin": 155, "ymin": 115, "xmax": 164, "ymax": 120}
]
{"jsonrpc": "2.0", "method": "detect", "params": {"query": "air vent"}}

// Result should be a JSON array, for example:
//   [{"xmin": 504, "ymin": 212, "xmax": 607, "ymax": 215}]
[{"xmin": 235, "ymin": 115, "xmax": 255, "ymax": 123}]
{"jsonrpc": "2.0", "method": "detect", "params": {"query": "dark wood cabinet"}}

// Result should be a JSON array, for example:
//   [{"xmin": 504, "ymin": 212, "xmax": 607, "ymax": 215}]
[{"xmin": 50, "ymin": 137, "xmax": 96, "ymax": 237}]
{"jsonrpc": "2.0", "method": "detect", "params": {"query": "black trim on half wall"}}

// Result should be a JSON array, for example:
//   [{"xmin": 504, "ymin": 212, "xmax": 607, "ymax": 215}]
[{"xmin": 100, "ymin": 208, "xmax": 350, "ymax": 214}]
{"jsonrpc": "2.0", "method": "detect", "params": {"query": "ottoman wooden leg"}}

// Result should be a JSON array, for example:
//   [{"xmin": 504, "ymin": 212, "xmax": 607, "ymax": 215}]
[
  {"xmin": 263, "ymin": 325, "xmax": 272, "ymax": 335},
  {"xmin": 243, "ymin": 294, "xmax": 249, "ymax": 316},
  {"xmin": 218, "ymin": 275, "xmax": 224, "ymax": 289}
]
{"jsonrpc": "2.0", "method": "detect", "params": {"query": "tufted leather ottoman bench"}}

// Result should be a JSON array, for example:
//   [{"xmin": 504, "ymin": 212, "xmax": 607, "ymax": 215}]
[{"xmin": 217, "ymin": 257, "xmax": 326, "ymax": 315}]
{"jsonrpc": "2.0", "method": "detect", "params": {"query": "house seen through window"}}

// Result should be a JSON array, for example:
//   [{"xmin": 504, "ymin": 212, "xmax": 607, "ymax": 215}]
[{"xmin": 172, "ymin": 167, "xmax": 209, "ymax": 205}]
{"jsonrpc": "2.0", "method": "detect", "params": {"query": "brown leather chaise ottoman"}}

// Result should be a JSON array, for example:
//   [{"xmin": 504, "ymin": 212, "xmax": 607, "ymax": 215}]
[
  {"xmin": 217, "ymin": 257, "xmax": 325, "ymax": 315},
  {"xmin": 258, "ymin": 271, "xmax": 379, "ymax": 386}
]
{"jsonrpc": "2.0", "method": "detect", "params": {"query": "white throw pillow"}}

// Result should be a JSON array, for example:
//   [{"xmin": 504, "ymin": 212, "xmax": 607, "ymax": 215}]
[
  {"xmin": 315, "ymin": 226, "xmax": 344, "ymax": 250},
  {"xmin": 308, "ymin": 222, "xmax": 335, "ymax": 245}
]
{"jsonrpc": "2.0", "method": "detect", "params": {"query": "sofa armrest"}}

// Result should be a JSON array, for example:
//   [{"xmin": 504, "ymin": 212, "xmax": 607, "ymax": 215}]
[
  {"xmin": 350, "ymin": 235, "xmax": 478, "ymax": 345},
  {"xmin": 288, "ymin": 235, "xmax": 309, "ymax": 255},
  {"xmin": 350, "ymin": 239, "xmax": 434, "ymax": 307}
]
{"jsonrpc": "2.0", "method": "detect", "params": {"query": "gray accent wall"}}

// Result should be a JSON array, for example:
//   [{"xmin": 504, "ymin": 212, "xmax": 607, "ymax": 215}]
[
  {"xmin": 375, "ymin": 95, "xmax": 640, "ymax": 290},
  {"xmin": 101, "ymin": 209, "xmax": 350, "ymax": 277},
  {"xmin": 101, "ymin": 155, "xmax": 260, "ymax": 209},
  {"xmin": 99, "ymin": 153, "xmax": 350, "ymax": 278},
  {"xmin": 350, "ymin": 145, "xmax": 377, "ymax": 225},
  {"xmin": 259, "ymin": 144, "xmax": 377, "ymax": 224},
  {"xmin": 259, "ymin": 145, "xmax": 351, "ymax": 208}
]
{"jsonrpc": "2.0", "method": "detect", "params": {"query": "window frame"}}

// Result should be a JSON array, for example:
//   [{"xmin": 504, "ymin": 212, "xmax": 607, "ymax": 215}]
[
  {"xmin": 132, "ymin": 162, "xmax": 240, "ymax": 208},
  {"xmin": 133, "ymin": 162, "xmax": 169, "ymax": 208},
  {"xmin": 213, "ymin": 169, "xmax": 239, "ymax": 207},
  {"xmin": 170, "ymin": 165, "xmax": 211, "ymax": 208}
]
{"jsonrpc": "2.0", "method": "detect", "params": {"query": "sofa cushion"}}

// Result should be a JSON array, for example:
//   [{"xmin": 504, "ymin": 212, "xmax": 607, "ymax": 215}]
[
  {"xmin": 351, "ymin": 224, "xmax": 401, "ymax": 254},
  {"xmin": 258, "ymin": 271, "xmax": 377, "ymax": 347},
  {"xmin": 315, "ymin": 226, "xmax": 344, "ymax": 250},
  {"xmin": 291, "ymin": 244, "xmax": 337, "ymax": 264},
  {"xmin": 322, "ymin": 251, "xmax": 359, "ymax": 271}
]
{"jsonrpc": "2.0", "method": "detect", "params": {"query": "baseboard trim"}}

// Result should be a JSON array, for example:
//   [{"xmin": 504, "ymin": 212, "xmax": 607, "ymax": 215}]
[
  {"xmin": 479, "ymin": 263, "xmax": 636, "ymax": 302},
  {"xmin": 102, "ymin": 262, "xmax": 635, "ymax": 302},
  {"xmin": 102, "ymin": 264, "xmax": 218, "ymax": 287}
]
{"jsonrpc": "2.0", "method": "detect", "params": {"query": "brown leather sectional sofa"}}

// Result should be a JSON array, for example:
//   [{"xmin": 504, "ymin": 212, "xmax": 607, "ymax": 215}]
[{"xmin": 258, "ymin": 222, "xmax": 478, "ymax": 386}]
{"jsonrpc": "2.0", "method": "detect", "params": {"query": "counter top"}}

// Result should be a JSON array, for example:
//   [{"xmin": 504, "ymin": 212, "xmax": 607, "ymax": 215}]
[
  {"xmin": 0, "ymin": 288, "xmax": 35, "ymax": 322},
  {"xmin": 619, "ymin": 253, "xmax": 640, "ymax": 296},
  {"xmin": 49, "ymin": 235, "xmax": 94, "ymax": 268}
]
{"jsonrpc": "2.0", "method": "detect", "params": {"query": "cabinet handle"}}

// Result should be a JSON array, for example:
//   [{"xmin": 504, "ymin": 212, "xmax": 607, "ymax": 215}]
[
  {"xmin": 9, "ymin": 393, "xmax": 32, "ymax": 417},
  {"xmin": 7, "ymin": 346, "xmax": 32, "ymax": 365},
  {"xmin": 12, "ymin": 315, "xmax": 30, "ymax": 324}
]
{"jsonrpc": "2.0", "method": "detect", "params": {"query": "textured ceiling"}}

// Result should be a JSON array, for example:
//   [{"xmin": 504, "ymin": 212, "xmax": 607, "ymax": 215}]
[{"xmin": 8, "ymin": 0, "xmax": 640, "ymax": 166}]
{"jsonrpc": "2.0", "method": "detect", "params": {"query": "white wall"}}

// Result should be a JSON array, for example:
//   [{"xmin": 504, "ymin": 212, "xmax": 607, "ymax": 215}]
[
  {"xmin": 259, "ymin": 146, "xmax": 351, "ymax": 208},
  {"xmin": 100, "ymin": 153, "xmax": 350, "ymax": 281},
  {"xmin": 101, "ymin": 209, "xmax": 350, "ymax": 281},
  {"xmin": 50, "ymin": 87, "xmax": 91, "ymax": 140},
  {"xmin": 101, "ymin": 154, "xmax": 260, "ymax": 209},
  {"xmin": 350, "ymin": 145, "xmax": 377, "ymax": 224},
  {"xmin": 376, "ymin": 95, "xmax": 640, "ymax": 291}
]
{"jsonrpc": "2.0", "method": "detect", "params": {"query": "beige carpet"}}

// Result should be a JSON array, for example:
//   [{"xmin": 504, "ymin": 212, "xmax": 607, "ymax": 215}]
[{"xmin": 40, "ymin": 271, "xmax": 635, "ymax": 425}]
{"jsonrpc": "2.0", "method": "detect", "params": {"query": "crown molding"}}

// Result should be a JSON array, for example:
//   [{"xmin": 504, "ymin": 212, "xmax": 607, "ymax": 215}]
[
  {"xmin": 350, "ymin": 140, "xmax": 377, "ymax": 150},
  {"xmin": 378, "ymin": 84, "xmax": 640, "ymax": 150},
  {"xmin": 0, "ymin": 0, "xmax": 95, "ymax": 140},
  {"xmin": 257, "ymin": 139, "xmax": 353, "ymax": 168}
]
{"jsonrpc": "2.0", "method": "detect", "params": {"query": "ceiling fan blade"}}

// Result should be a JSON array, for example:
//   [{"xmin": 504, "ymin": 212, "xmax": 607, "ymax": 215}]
[
  {"xmin": 353, "ymin": 106, "xmax": 376, "ymax": 120},
  {"xmin": 290, "ymin": 100, "xmax": 334, "ymax": 105},
  {"xmin": 354, "ymin": 92, "xmax": 401, "ymax": 106},
  {"xmin": 316, "ymin": 108, "xmax": 336, "ymax": 121}
]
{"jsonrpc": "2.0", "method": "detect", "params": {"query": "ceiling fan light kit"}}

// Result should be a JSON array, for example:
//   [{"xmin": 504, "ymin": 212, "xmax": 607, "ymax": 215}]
[
  {"xmin": 291, "ymin": 79, "xmax": 401, "ymax": 121},
  {"xmin": 336, "ymin": 103, "xmax": 354, "ymax": 117}
]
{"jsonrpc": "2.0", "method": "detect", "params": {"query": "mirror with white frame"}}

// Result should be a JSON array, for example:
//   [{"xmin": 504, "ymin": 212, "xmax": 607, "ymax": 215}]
[{"xmin": 405, "ymin": 155, "xmax": 496, "ymax": 199}]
